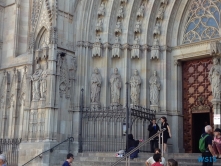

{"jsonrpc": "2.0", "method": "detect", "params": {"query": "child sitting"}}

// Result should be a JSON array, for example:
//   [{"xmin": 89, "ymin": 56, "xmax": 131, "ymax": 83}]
[
  {"xmin": 213, "ymin": 128, "xmax": 221, "ymax": 158},
  {"xmin": 151, "ymin": 153, "xmax": 163, "ymax": 166}
]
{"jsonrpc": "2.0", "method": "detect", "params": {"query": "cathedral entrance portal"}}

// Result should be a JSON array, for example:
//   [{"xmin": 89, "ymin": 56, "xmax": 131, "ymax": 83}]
[{"xmin": 183, "ymin": 58, "xmax": 213, "ymax": 152}]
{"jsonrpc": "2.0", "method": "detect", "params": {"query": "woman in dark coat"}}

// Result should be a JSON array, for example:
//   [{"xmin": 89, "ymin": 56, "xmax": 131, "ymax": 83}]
[
  {"xmin": 127, "ymin": 134, "xmax": 140, "ymax": 159},
  {"xmin": 161, "ymin": 116, "xmax": 172, "ymax": 153}
]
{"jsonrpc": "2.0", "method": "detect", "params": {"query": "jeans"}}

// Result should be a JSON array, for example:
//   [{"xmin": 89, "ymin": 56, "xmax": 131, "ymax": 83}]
[
  {"xmin": 150, "ymin": 140, "xmax": 158, "ymax": 153},
  {"xmin": 202, "ymin": 152, "xmax": 213, "ymax": 166}
]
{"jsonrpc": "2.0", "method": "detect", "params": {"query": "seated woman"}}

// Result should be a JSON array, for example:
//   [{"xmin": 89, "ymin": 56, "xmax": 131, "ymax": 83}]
[
  {"xmin": 213, "ymin": 128, "xmax": 221, "ymax": 158},
  {"xmin": 127, "ymin": 134, "xmax": 141, "ymax": 159}
]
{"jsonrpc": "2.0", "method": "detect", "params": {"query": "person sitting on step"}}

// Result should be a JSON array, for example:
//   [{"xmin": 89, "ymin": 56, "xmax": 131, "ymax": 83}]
[
  {"xmin": 213, "ymin": 128, "xmax": 221, "ymax": 158},
  {"xmin": 166, "ymin": 159, "xmax": 178, "ymax": 166},
  {"xmin": 126, "ymin": 134, "xmax": 142, "ymax": 159},
  {"xmin": 145, "ymin": 148, "xmax": 166, "ymax": 166},
  {"xmin": 151, "ymin": 153, "xmax": 163, "ymax": 166}
]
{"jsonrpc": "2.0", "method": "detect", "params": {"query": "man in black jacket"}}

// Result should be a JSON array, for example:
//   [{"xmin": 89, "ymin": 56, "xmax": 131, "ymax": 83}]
[{"xmin": 148, "ymin": 119, "xmax": 160, "ymax": 153}]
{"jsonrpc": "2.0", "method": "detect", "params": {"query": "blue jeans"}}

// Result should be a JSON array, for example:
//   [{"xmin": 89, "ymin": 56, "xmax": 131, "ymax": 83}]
[{"xmin": 128, "ymin": 147, "xmax": 139, "ymax": 159}]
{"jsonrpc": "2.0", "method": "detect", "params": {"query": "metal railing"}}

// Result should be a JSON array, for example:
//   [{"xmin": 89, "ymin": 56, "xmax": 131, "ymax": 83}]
[
  {"xmin": 0, "ymin": 138, "xmax": 22, "ymax": 166},
  {"xmin": 22, "ymin": 137, "xmax": 74, "ymax": 166},
  {"xmin": 111, "ymin": 128, "xmax": 166, "ymax": 166}
]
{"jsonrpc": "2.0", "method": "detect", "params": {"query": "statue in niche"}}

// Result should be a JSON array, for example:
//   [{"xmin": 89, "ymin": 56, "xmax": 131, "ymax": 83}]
[
  {"xmin": 31, "ymin": 64, "xmax": 43, "ymax": 100},
  {"xmin": 40, "ymin": 70, "xmax": 47, "ymax": 99},
  {"xmin": 134, "ymin": 35, "xmax": 140, "ymax": 44},
  {"xmin": 91, "ymin": 68, "xmax": 102, "ymax": 104},
  {"xmin": 130, "ymin": 69, "xmax": 142, "ymax": 105},
  {"xmin": 156, "ymin": 6, "xmax": 165, "ymax": 20},
  {"xmin": 153, "ymin": 21, "xmax": 161, "ymax": 36},
  {"xmin": 69, "ymin": 58, "xmax": 77, "ymax": 79},
  {"xmin": 110, "ymin": 68, "xmax": 122, "ymax": 104},
  {"xmin": 96, "ymin": 18, "xmax": 103, "ymax": 32},
  {"xmin": 208, "ymin": 57, "xmax": 221, "ymax": 100},
  {"xmin": 137, "ymin": 3, "xmax": 145, "ymax": 18},
  {"xmin": 134, "ymin": 20, "xmax": 141, "ymax": 33},
  {"xmin": 149, "ymin": 71, "xmax": 161, "ymax": 105},
  {"xmin": 115, "ymin": 21, "xmax": 122, "ymax": 34},
  {"xmin": 117, "ymin": 6, "xmax": 124, "ymax": 18},
  {"xmin": 98, "ymin": 2, "xmax": 105, "ymax": 16}
]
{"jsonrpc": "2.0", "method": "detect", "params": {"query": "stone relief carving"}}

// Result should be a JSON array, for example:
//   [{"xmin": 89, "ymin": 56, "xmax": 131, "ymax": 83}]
[
  {"xmin": 31, "ymin": 64, "xmax": 43, "ymax": 100},
  {"xmin": 91, "ymin": 68, "xmax": 102, "ymax": 104},
  {"xmin": 115, "ymin": 21, "xmax": 122, "ymax": 35},
  {"xmin": 40, "ymin": 70, "xmax": 47, "ymax": 99},
  {"xmin": 156, "ymin": 6, "xmax": 165, "ymax": 20},
  {"xmin": 97, "ymin": 2, "xmax": 105, "ymax": 17},
  {"xmin": 149, "ymin": 71, "xmax": 161, "ymax": 106},
  {"xmin": 131, "ymin": 36, "xmax": 140, "ymax": 59},
  {"xmin": 58, "ymin": 54, "xmax": 70, "ymax": 98},
  {"xmin": 96, "ymin": 18, "xmax": 103, "ymax": 32},
  {"xmin": 151, "ymin": 38, "xmax": 160, "ymax": 59},
  {"xmin": 208, "ymin": 57, "xmax": 221, "ymax": 100},
  {"xmin": 161, "ymin": 0, "xmax": 168, "ymax": 5},
  {"xmin": 92, "ymin": 36, "xmax": 102, "ymax": 57},
  {"xmin": 117, "ymin": 6, "xmax": 124, "ymax": 19},
  {"xmin": 112, "ymin": 36, "xmax": 121, "ymax": 58},
  {"xmin": 137, "ymin": 3, "xmax": 145, "ymax": 18},
  {"xmin": 120, "ymin": 0, "xmax": 128, "ymax": 4},
  {"xmin": 153, "ymin": 21, "xmax": 161, "ymax": 36},
  {"xmin": 130, "ymin": 69, "xmax": 141, "ymax": 105},
  {"xmin": 110, "ymin": 68, "xmax": 122, "ymax": 105},
  {"xmin": 69, "ymin": 58, "xmax": 77, "ymax": 80},
  {"xmin": 134, "ymin": 21, "xmax": 141, "ymax": 33},
  {"xmin": 210, "ymin": 41, "xmax": 221, "ymax": 56}
]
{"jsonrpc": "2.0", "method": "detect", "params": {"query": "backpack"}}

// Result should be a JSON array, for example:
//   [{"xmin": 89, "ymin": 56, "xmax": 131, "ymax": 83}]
[{"xmin": 199, "ymin": 134, "xmax": 209, "ymax": 152}]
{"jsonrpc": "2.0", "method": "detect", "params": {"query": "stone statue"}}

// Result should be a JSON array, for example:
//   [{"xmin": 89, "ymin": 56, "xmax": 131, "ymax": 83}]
[
  {"xmin": 31, "ymin": 64, "xmax": 43, "ymax": 100},
  {"xmin": 134, "ymin": 20, "xmax": 141, "ymax": 33},
  {"xmin": 134, "ymin": 36, "xmax": 140, "ymax": 44},
  {"xmin": 157, "ymin": 6, "xmax": 165, "ymax": 20},
  {"xmin": 209, "ymin": 58, "xmax": 221, "ymax": 99},
  {"xmin": 98, "ymin": 2, "xmax": 105, "ymax": 16},
  {"xmin": 110, "ymin": 68, "xmax": 122, "ymax": 104},
  {"xmin": 117, "ymin": 6, "xmax": 124, "ymax": 18},
  {"xmin": 91, "ymin": 68, "xmax": 102, "ymax": 104},
  {"xmin": 137, "ymin": 3, "xmax": 145, "ymax": 17},
  {"xmin": 115, "ymin": 21, "xmax": 122, "ymax": 34},
  {"xmin": 153, "ymin": 21, "xmax": 161, "ymax": 36},
  {"xmin": 149, "ymin": 71, "xmax": 161, "ymax": 105},
  {"xmin": 40, "ymin": 70, "xmax": 47, "ymax": 99},
  {"xmin": 69, "ymin": 58, "xmax": 77, "ymax": 79},
  {"xmin": 96, "ymin": 19, "xmax": 103, "ymax": 32},
  {"xmin": 130, "ymin": 69, "xmax": 141, "ymax": 105},
  {"xmin": 151, "ymin": 37, "xmax": 160, "ymax": 59}
]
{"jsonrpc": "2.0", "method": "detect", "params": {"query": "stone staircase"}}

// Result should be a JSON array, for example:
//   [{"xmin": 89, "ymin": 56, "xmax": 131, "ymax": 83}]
[{"xmin": 71, "ymin": 152, "xmax": 221, "ymax": 166}]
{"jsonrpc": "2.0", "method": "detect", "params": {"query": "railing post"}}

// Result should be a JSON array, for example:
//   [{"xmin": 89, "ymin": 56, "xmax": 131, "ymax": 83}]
[
  {"xmin": 126, "ymin": 82, "xmax": 129, "ymax": 152},
  {"xmin": 162, "ymin": 132, "xmax": 164, "ymax": 157},
  {"xmin": 79, "ymin": 88, "xmax": 84, "ymax": 153}
]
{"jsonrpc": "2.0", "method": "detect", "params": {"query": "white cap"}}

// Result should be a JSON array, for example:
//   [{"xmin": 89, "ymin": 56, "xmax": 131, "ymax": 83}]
[{"xmin": 0, "ymin": 154, "xmax": 6, "ymax": 161}]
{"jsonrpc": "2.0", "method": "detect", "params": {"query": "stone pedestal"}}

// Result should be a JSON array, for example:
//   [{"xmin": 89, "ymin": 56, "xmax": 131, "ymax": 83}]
[
  {"xmin": 90, "ymin": 103, "xmax": 101, "ymax": 110},
  {"xmin": 150, "ymin": 105, "xmax": 160, "ymax": 112},
  {"xmin": 211, "ymin": 99, "xmax": 221, "ymax": 128}
]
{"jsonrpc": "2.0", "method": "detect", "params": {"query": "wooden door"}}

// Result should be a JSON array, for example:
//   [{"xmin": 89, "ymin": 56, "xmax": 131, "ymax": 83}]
[{"xmin": 182, "ymin": 57, "xmax": 213, "ymax": 152}]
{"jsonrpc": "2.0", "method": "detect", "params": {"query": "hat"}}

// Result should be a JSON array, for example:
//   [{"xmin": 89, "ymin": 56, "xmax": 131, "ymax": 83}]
[
  {"xmin": 0, "ymin": 154, "xmax": 6, "ymax": 161},
  {"xmin": 214, "ymin": 128, "xmax": 221, "ymax": 133}
]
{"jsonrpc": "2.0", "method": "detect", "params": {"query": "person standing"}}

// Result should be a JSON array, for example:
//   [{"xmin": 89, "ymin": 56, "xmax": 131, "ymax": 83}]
[
  {"xmin": 200, "ymin": 125, "xmax": 216, "ymax": 166},
  {"xmin": 148, "ymin": 119, "xmax": 160, "ymax": 153},
  {"xmin": 62, "ymin": 153, "xmax": 74, "ymax": 166},
  {"xmin": 160, "ymin": 117, "xmax": 172, "ymax": 153},
  {"xmin": 0, "ymin": 154, "xmax": 6, "ymax": 166}
]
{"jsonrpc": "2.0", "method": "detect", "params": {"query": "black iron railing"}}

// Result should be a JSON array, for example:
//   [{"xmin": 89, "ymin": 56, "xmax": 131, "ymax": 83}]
[
  {"xmin": 111, "ymin": 128, "xmax": 166, "ymax": 166},
  {"xmin": 22, "ymin": 137, "xmax": 74, "ymax": 166},
  {"xmin": 0, "ymin": 138, "xmax": 22, "ymax": 166}
]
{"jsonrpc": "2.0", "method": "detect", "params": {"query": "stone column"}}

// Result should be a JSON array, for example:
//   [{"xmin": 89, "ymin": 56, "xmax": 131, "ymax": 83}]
[{"xmin": 209, "ymin": 41, "xmax": 221, "ymax": 128}]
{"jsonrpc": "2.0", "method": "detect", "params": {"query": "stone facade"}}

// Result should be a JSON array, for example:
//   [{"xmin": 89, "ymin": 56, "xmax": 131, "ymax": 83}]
[{"xmin": 0, "ymin": 0, "xmax": 221, "ymax": 165}]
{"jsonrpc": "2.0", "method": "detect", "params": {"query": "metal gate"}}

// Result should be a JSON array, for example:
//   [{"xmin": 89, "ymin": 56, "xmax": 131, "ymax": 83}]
[
  {"xmin": 79, "ymin": 89, "xmax": 156, "ymax": 152},
  {"xmin": 0, "ymin": 138, "xmax": 21, "ymax": 166}
]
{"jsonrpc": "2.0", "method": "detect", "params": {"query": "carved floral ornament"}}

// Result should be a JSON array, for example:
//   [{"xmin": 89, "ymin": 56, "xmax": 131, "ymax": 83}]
[{"xmin": 191, "ymin": 96, "xmax": 210, "ymax": 113}]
